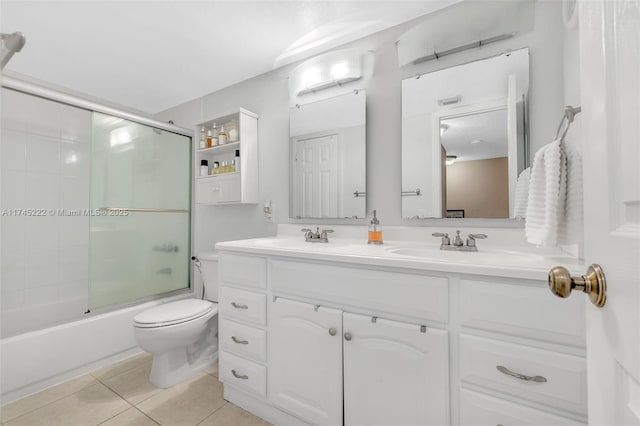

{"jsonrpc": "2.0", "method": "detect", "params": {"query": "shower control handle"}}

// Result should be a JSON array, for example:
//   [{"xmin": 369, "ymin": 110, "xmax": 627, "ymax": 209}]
[
  {"xmin": 231, "ymin": 336, "xmax": 249, "ymax": 345},
  {"xmin": 231, "ymin": 302, "xmax": 248, "ymax": 310}
]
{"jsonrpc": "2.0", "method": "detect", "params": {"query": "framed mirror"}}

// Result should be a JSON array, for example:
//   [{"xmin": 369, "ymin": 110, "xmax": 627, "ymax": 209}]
[
  {"xmin": 401, "ymin": 48, "xmax": 529, "ymax": 219},
  {"xmin": 289, "ymin": 90, "xmax": 366, "ymax": 219}
]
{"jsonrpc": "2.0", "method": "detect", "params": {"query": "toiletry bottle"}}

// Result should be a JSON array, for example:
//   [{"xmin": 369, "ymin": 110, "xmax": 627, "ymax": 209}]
[
  {"xmin": 206, "ymin": 129, "xmax": 213, "ymax": 148},
  {"xmin": 221, "ymin": 161, "xmax": 227, "ymax": 173},
  {"xmin": 218, "ymin": 125, "xmax": 228, "ymax": 145},
  {"xmin": 212, "ymin": 161, "xmax": 220, "ymax": 175},
  {"xmin": 200, "ymin": 160, "xmax": 209, "ymax": 176},
  {"xmin": 234, "ymin": 149, "xmax": 240, "ymax": 172},
  {"xmin": 368, "ymin": 210, "xmax": 383, "ymax": 244},
  {"xmin": 199, "ymin": 127, "xmax": 206, "ymax": 149},
  {"xmin": 212, "ymin": 123, "xmax": 218, "ymax": 146},
  {"xmin": 230, "ymin": 159, "xmax": 236, "ymax": 173}
]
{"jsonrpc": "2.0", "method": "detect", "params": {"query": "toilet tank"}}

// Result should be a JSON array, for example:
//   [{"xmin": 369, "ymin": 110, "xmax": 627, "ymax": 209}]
[{"xmin": 197, "ymin": 252, "xmax": 219, "ymax": 302}]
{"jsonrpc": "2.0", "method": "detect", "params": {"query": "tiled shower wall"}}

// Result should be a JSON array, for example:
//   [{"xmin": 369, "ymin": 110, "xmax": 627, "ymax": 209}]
[{"xmin": 1, "ymin": 88, "xmax": 91, "ymax": 337}]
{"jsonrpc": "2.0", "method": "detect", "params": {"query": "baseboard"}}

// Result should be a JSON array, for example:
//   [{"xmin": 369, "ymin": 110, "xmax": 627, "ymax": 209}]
[{"xmin": 223, "ymin": 385, "xmax": 310, "ymax": 426}]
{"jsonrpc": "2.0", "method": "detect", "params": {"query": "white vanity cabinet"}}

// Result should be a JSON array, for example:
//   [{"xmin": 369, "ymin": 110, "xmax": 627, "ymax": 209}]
[
  {"xmin": 194, "ymin": 108, "xmax": 259, "ymax": 204},
  {"xmin": 268, "ymin": 298, "xmax": 449, "ymax": 426},
  {"xmin": 216, "ymin": 246, "xmax": 587, "ymax": 426}
]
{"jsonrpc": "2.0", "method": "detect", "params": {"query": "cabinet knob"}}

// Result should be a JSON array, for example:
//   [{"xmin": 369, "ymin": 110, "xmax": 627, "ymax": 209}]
[
  {"xmin": 328, "ymin": 328, "xmax": 337, "ymax": 336},
  {"xmin": 344, "ymin": 332, "xmax": 352, "ymax": 341},
  {"xmin": 548, "ymin": 264, "xmax": 607, "ymax": 307}
]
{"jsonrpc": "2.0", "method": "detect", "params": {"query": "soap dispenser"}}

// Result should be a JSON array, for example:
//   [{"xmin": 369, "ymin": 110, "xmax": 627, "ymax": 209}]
[{"xmin": 368, "ymin": 210, "xmax": 383, "ymax": 245}]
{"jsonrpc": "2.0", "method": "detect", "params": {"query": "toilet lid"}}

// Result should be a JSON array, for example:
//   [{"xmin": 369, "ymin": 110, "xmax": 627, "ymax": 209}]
[{"xmin": 134, "ymin": 299, "xmax": 214, "ymax": 327}]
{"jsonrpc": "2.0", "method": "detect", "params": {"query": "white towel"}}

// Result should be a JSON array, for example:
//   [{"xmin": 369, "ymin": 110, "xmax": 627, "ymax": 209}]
[
  {"xmin": 525, "ymin": 140, "xmax": 583, "ymax": 247},
  {"xmin": 513, "ymin": 167, "xmax": 531, "ymax": 219}
]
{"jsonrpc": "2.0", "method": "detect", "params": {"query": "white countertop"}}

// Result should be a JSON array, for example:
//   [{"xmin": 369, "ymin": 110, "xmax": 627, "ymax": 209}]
[{"xmin": 215, "ymin": 235, "xmax": 583, "ymax": 281}]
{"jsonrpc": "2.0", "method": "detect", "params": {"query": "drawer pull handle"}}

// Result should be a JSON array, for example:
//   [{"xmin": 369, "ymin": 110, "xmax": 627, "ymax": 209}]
[
  {"xmin": 496, "ymin": 365, "xmax": 547, "ymax": 383},
  {"xmin": 231, "ymin": 302, "xmax": 249, "ymax": 309},
  {"xmin": 344, "ymin": 332, "xmax": 352, "ymax": 341},
  {"xmin": 329, "ymin": 328, "xmax": 337, "ymax": 336},
  {"xmin": 231, "ymin": 336, "xmax": 249, "ymax": 345},
  {"xmin": 231, "ymin": 369, "xmax": 248, "ymax": 380}
]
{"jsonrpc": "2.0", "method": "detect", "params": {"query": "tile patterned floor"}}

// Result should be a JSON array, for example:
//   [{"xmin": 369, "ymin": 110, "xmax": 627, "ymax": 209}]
[{"xmin": 0, "ymin": 354, "xmax": 271, "ymax": 426}]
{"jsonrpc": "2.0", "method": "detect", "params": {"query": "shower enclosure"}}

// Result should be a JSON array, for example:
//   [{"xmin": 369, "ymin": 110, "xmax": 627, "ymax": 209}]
[{"xmin": 0, "ymin": 80, "xmax": 193, "ymax": 338}]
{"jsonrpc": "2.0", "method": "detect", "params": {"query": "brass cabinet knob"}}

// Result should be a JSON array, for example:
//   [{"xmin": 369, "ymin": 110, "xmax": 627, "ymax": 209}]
[{"xmin": 548, "ymin": 264, "xmax": 607, "ymax": 307}]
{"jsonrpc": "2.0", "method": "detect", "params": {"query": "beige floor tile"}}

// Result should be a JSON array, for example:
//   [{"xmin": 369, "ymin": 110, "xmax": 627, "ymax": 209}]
[
  {"xmin": 100, "ymin": 407, "xmax": 159, "ymax": 426},
  {"xmin": 0, "ymin": 374, "xmax": 98, "ymax": 423},
  {"xmin": 198, "ymin": 403, "xmax": 271, "ymax": 426},
  {"xmin": 204, "ymin": 361, "xmax": 218, "ymax": 378},
  {"xmin": 137, "ymin": 373, "xmax": 225, "ymax": 426},
  {"xmin": 92, "ymin": 353, "xmax": 152, "ymax": 381},
  {"xmin": 102, "ymin": 363, "xmax": 163, "ymax": 405},
  {"xmin": 5, "ymin": 382, "xmax": 130, "ymax": 426}
]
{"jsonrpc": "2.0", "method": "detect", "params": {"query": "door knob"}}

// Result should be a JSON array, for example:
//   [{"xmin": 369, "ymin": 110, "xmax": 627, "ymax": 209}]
[{"xmin": 548, "ymin": 264, "xmax": 607, "ymax": 307}]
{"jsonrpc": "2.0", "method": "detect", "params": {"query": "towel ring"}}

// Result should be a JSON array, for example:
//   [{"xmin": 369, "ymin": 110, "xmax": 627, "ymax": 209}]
[{"xmin": 555, "ymin": 105, "xmax": 582, "ymax": 143}]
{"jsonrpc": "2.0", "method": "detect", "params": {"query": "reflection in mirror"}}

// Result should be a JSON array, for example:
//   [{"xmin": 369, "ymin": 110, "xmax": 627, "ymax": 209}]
[
  {"xmin": 402, "ymin": 48, "xmax": 529, "ymax": 219},
  {"xmin": 289, "ymin": 90, "xmax": 366, "ymax": 219}
]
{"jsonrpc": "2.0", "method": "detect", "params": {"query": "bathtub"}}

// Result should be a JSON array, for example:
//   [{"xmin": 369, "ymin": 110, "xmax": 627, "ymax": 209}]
[{"xmin": 0, "ymin": 296, "xmax": 188, "ymax": 404}]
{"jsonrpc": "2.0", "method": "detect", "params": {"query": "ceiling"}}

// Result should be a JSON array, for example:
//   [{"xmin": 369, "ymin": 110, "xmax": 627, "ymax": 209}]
[
  {"xmin": 441, "ymin": 108, "xmax": 508, "ymax": 162},
  {"xmin": 1, "ymin": 1, "xmax": 458, "ymax": 114}
]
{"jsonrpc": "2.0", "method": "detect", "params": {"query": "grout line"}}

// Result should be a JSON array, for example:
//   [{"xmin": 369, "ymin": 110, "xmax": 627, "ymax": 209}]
[
  {"xmin": 95, "ymin": 401, "xmax": 133, "ymax": 426},
  {"xmin": 133, "ymin": 406, "xmax": 161, "ymax": 426},
  {"xmin": 195, "ymin": 402, "xmax": 228, "ymax": 426}
]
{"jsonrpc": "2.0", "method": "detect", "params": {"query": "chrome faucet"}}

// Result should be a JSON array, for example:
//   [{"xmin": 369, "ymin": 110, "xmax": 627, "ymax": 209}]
[
  {"xmin": 301, "ymin": 227, "xmax": 334, "ymax": 243},
  {"xmin": 432, "ymin": 230, "xmax": 488, "ymax": 252}
]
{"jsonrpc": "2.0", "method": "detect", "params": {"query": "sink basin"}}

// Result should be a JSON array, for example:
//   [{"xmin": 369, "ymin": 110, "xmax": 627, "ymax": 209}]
[{"xmin": 387, "ymin": 246, "xmax": 542, "ymax": 263}]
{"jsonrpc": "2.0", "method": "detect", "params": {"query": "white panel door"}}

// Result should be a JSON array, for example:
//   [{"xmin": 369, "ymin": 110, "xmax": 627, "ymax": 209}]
[
  {"xmin": 268, "ymin": 298, "xmax": 343, "ymax": 426},
  {"xmin": 343, "ymin": 313, "xmax": 449, "ymax": 426},
  {"xmin": 292, "ymin": 133, "xmax": 339, "ymax": 218},
  {"xmin": 578, "ymin": 1, "xmax": 640, "ymax": 424}
]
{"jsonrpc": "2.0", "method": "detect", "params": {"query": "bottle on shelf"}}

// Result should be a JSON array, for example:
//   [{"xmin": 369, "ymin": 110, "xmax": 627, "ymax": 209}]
[
  {"xmin": 234, "ymin": 149, "xmax": 240, "ymax": 172},
  {"xmin": 212, "ymin": 123, "xmax": 218, "ymax": 146},
  {"xmin": 212, "ymin": 161, "xmax": 220, "ymax": 175},
  {"xmin": 206, "ymin": 129, "xmax": 213, "ymax": 148},
  {"xmin": 218, "ymin": 125, "xmax": 228, "ymax": 145},
  {"xmin": 368, "ymin": 210, "xmax": 383, "ymax": 244},
  {"xmin": 199, "ymin": 126, "xmax": 206, "ymax": 149},
  {"xmin": 230, "ymin": 159, "xmax": 236, "ymax": 173},
  {"xmin": 229, "ymin": 127, "xmax": 239, "ymax": 142},
  {"xmin": 200, "ymin": 160, "xmax": 209, "ymax": 177}
]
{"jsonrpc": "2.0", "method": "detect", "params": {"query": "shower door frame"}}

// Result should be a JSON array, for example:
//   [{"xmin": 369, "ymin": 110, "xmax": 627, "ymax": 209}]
[{"xmin": 1, "ymin": 75, "xmax": 197, "ymax": 317}]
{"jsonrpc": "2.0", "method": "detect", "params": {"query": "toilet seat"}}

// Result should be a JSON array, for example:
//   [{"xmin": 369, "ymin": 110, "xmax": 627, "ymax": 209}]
[{"xmin": 134, "ymin": 299, "xmax": 217, "ymax": 328}]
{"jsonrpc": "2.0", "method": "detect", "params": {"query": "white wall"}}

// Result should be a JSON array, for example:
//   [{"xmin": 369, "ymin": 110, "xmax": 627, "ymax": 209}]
[{"xmin": 157, "ymin": 1, "xmax": 567, "ymax": 244}]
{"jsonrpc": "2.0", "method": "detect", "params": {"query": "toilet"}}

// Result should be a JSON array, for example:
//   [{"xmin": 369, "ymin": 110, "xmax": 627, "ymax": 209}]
[{"xmin": 134, "ymin": 252, "xmax": 219, "ymax": 388}]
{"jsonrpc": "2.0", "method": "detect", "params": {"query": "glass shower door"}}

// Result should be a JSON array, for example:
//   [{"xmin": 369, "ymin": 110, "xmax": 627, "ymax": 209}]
[{"xmin": 89, "ymin": 113, "xmax": 191, "ymax": 309}]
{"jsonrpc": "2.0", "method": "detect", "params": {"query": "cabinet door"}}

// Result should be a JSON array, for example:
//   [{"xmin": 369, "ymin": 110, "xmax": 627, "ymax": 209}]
[
  {"xmin": 343, "ymin": 313, "xmax": 449, "ymax": 426},
  {"xmin": 217, "ymin": 173, "xmax": 241, "ymax": 203},
  {"xmin": 195, "ymin": 177, "xmax": 219, "ymax": 204},
  {"xmin": 268, "ymin": 298, "xmax": 343, "ymax": 426}
]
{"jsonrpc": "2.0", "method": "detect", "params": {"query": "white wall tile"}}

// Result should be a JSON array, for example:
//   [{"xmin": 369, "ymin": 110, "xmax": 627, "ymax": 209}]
[
  {"xmin": 1, "ymin": 216, "xmax": 26, "ymax": 254},
  {"xmin": 25, "ymin": 172, "xmax": 60, "ymax": 210},
  {"xmin": 58, "ymin": 217, "xmax": 90, "ymax": 247},
  {"xmin": 60, "ymin": 176, "xmax": 90, "ymax": 210},
  {"xmin": 1, "ymin": 170, "xmax": 27, "ymax": 208},
  {"xmin": 25, "ymin": 216, "xmax": 59, "ymax": 250},
  {"xmin": 26, "ymin": 135, "xmax": 61, "ymax": 174},
  {"xmin": 60, "ymin": 141, "xmax": 90, "ymax": 178},
  {"xmin": 1, "ymin": 129, "xmax": 27, "ymax": 172}
]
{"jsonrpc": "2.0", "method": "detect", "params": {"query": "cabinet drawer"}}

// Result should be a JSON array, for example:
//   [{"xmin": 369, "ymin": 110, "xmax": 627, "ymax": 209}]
[
  {"xmin": 220, "ymin": 351, "xmax": 266, "ymax": 398},
  {"xmin": 271, "ymin": 259, "xmax": 449, "ymax": 323},
  {"xmin": 460, "ymin": 279, "xmax": 585, "ymax": 346},
  {"xmin": 220, "ymin": 253, "xmax": 266, "ymax": 289},
  {"xmin": 220, "ymin": 319, "xmax": 266, "ymax": 362},
  {"xmin": 219, "ymin": 286, "xmax": 266, "ymax": 325},
  {"xmin": 460, "ymin": 389, "xmax": 585, "ymax": 426},
  {"xmin": 460, "ymin": 334, "xmax": 587, "ymax": 416}
]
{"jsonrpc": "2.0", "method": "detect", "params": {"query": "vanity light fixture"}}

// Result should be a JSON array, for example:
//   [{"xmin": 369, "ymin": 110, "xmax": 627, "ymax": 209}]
[
  {"xmin": 437, "ymin": 96, "xmax": 461, "ymax": 106},
  {"xmin": 446, "ymin": 155, "xmax": 457, "ymax": 166},
  {"xmin": 289, "ymin": 49, "xmax": 363, "ymax": 97}
]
